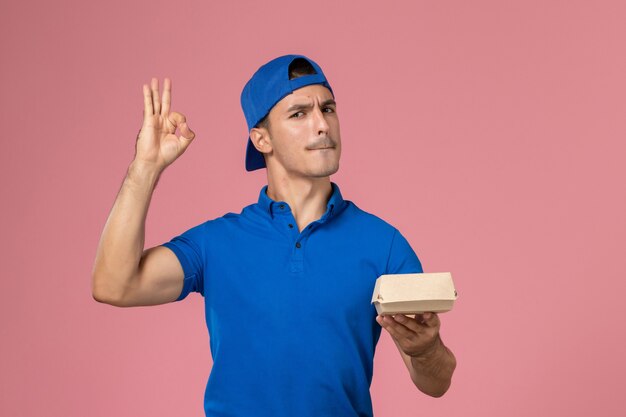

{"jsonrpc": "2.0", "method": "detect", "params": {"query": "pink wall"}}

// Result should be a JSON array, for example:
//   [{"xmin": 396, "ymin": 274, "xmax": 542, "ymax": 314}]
[{"xmin": 1, "ymin": 1, "xmax": 624, "ymax": 416}]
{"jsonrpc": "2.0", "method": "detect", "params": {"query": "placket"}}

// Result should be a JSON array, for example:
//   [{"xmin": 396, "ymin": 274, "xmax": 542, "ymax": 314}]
[{"xmin": 272, "ymin": 202, "xmax": 327, "ymax": 274}]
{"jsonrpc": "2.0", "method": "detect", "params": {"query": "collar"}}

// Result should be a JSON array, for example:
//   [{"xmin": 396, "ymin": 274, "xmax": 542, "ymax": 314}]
[{"xmin": 257, "ymin": 181, "xmax": 345, "ymax": 220}]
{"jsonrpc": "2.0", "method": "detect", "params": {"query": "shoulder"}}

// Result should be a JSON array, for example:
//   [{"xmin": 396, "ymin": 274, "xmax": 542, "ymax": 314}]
[
  {"xmin": 341, "ymin": 200, "xmax": 399, "ymax": 235},
  {"xmin": 338, "ymin": 200, "xmax": 422, "ymax": 273}
]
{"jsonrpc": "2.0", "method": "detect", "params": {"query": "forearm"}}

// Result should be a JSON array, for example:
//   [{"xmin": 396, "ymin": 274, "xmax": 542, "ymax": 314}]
[
  {"xmin": 409, "ymin": 335, "xmax": 456, "ymax": 397},
  {"xmin": 91, "ymin": 160, "xmax": 162, "ymax": 302}
]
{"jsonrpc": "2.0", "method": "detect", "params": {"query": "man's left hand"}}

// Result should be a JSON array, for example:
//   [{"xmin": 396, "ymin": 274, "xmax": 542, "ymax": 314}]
[{"xmin": 376, "ymin": 312, "xmax": 442, "ymax": 357}]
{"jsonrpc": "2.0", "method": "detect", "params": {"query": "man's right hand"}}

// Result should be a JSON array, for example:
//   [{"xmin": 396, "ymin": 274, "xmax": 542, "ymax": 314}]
[{"xmin": 135, "ymin": 77, "xmax": 196, "ymax": 172}]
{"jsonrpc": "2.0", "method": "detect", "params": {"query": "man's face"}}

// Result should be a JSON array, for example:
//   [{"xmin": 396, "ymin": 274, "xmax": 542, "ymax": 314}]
[{"xmin": 255, "ymin": 84, "xmax": 341, "ymax": 179}]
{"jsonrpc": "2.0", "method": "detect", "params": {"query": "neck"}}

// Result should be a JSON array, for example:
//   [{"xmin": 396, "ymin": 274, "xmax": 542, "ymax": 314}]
[{"xmin": 265, "ymin": 173, "xmax": 333, "ymax": 232}]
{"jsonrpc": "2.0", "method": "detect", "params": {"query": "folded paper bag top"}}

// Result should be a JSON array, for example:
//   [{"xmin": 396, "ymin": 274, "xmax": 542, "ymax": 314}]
[{"xmin": 371, "ymin": 272, "xmax": 458, "ymax": 315}]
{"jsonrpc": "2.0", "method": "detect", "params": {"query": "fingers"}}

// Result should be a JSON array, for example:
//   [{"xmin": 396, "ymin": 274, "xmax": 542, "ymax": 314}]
[
  {"xmin": 376, "ymin": 314, "xmax": 415, "ymax": 340},
  {"xmin": 168, "ymin": 111, "xmax": 187, "ymax": 130},
  {"xmin": 143, "ymin": 77, "xmax": 171, "ymax": 117},
  {"xmin": 161, "ymin": 78, "xmax": 171, "ymax": 115},
  {"xmin": 377, "ymin": 312, "xmax": 440, "ymax": 335},
  {"xmin": 143, "ymin": 84, "xmax": 154, "ymax": 116},
  {"xmin": 168, "ymin": 111, "xmax": 195, "ymax": 144},
  {"xmin": 377, "ymin": 313, "xmax": 443, "ymax": 358},
  {"xmin": 179, "ymin": 121, "xmax": 195, "ymax": 142},
  {"xmin": 151, "ymin": 78, "xmax": 161, "ymax": 115},
  {"xmin": 416, "ymin": 312, "xmax": 440, "ymax": 328},
  {"xmin": 142, "ymin": 77, "xmax": 194, "ymax": 147}
]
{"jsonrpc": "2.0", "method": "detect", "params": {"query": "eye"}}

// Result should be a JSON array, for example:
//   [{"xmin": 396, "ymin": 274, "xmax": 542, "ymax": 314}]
[
  {"xmin": 290, "ymin": 111, "xmax": 304, "ymax": 118},
  {"xmin": 323, "ymin": 107, "xmax": 335, "ymax": 113}
]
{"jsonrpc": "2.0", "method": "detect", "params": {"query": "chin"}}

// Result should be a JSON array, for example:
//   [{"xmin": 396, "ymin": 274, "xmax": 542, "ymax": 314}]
[{"xmin": 311, "ymin": 162, "xmax": 340, "ymax": 178}]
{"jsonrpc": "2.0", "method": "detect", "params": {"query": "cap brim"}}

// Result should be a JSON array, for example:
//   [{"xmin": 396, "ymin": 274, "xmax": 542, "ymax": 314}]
[{"xmin": 245, "ymin": 137, "xmax": 266, "ymax": 171}]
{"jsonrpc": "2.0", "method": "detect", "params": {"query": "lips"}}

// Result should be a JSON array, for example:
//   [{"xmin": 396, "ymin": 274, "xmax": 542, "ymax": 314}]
[{"xmin": 309, "ymin": 138, "xmax": 335, "ymax": 150}]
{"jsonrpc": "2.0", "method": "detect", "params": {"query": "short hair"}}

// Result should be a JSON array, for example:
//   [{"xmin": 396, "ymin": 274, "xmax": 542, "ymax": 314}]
[{"xmin": 255, "ymin": 58, "xmax": 318, "ymax": 131}]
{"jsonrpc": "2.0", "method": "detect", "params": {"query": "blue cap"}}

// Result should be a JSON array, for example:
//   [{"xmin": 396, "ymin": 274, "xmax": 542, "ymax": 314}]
[{"xmin": 240, "ymin": 54, "xmax": 334, "ymax": 171}]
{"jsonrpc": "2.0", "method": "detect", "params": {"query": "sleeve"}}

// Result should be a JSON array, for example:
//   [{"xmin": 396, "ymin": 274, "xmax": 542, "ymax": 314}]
[
  {"xmin": 160, "ymin": 223, "xmax": 206, "ymax": 302},
  {"xmin": 385, "ymin": 228, "xmax": 424, "ymax": 275}
]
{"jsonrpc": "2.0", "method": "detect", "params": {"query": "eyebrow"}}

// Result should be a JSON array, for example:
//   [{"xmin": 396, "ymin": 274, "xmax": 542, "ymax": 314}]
[{"xmin": 285, "ymin": 99, "xmax": 337, "ymax": 113}]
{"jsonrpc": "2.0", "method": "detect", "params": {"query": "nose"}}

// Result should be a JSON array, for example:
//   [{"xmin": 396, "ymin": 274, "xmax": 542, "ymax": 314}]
[{"xmin": 312, "ymin": 105, "xmax": 330, "ymax": 135}]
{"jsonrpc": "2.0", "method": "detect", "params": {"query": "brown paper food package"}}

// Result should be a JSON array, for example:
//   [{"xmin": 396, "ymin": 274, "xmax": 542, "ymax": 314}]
[{"xmin": 371, "ymin": 272, "xmax": 458, "ymax": 315}]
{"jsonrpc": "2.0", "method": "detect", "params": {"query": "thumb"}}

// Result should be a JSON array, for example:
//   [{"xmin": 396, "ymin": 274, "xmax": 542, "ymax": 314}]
[{"xmin": 178, "ymin": 122, "xmax": 195, "ymax": 147}]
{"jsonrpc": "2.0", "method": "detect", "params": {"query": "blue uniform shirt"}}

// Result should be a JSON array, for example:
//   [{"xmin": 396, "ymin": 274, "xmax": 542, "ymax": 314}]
[{"xmin": 161, "ymin": 182, "xmax": 423, "ymax": 417}]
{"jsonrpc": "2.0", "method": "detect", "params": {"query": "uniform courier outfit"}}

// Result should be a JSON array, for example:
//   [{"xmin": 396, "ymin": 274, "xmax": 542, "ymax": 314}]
[{"xmin": 161, "ymin": 181, "xmax": 424, "ymax": 417}]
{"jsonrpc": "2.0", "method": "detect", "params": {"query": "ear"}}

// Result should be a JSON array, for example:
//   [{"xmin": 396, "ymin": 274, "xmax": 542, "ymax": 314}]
[{"xmin": 250, "ymin": 127, "xmax": 273, "ymax": 155}]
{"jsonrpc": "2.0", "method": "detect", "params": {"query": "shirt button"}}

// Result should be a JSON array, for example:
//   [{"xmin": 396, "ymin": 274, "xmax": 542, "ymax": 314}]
[
  {"xmin": 295, "ymin": 242, "xmax": 301, "ymax": 248},
  {"xmin": 279, "ymin": 204, "xmax": 285, "ymax": 210},
  {"xmin": 288, "ymin": 224, "xmax": 294, "ymax": 228}
]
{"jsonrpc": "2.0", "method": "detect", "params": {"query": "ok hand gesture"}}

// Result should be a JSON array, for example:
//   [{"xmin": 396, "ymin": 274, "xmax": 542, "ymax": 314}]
[{"xmin": 135, "ymin": 78, "xmax": 196, "ymax": 172}]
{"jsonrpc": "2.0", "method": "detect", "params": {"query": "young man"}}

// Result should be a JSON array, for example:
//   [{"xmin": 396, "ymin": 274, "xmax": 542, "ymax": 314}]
[{"xmin": 92, "ymin": 54, "xmax": 456, "ymax": 417}]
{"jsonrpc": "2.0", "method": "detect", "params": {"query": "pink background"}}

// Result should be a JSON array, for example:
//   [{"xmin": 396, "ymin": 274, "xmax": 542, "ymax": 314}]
[{"xmin": 1, "ymin": 1, "xmax": 624, "ymax": 416}]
